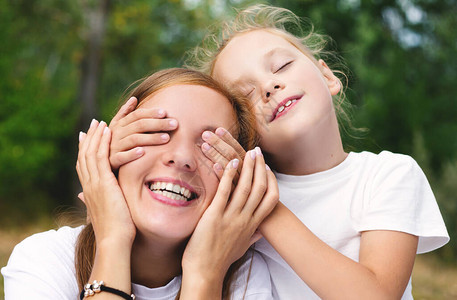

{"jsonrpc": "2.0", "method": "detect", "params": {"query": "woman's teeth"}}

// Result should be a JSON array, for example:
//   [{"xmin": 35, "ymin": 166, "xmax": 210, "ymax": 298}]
[
  {"xmin": 148, "ymin": 182, "xmax": 194, "ymax": 201},
  {"xmin": 275, "ymin": 99, "xmax": 297, "ymax": 118}
]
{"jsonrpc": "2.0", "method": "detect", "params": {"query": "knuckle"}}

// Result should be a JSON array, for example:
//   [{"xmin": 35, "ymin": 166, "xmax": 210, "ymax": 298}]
[
  {"xmin": 256, "ymin": 182, "xmax": 267, "ymax": 194},
  {"xmin": 239, "ymin": 185, "xmax": 251, "ymax": 197},
  {"xmin": 135, "ymin": 119, "xmax": 147, "ymax": 131},
  {"xmin": 127, "ymin": 134, "xmax": 140, "ymax": 145},
  {"xmin": 96, "ymin": 150, "xmax": 104, "ymax": 160}
]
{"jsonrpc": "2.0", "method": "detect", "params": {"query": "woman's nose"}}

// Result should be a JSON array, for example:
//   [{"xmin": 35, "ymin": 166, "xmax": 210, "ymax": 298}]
[{"xmin": 163, "ymin": 143, "xmax": 197, "ymax": 172}]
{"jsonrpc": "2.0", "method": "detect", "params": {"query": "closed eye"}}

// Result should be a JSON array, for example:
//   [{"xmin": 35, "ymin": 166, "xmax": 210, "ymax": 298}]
[
  {"xmin": 274, "ymin": 61, "xmax": 293, "ymax": 73},
  {"xmin": 246, "ymin": 88, "xmax": 254, "ymax": 97}
]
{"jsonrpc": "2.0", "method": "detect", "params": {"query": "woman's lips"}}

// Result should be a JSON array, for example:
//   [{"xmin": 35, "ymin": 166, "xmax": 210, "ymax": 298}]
[
  {"xmin": 145, "ymin": 177, "xmax": 199, "ymax": 207},
  {"xmin": 147, "ymin": 187, "xmax": 194, "ymax": 207},
  {"xmin": 270, "ymin": 95, "xmax": 302, "ymax": 122}
]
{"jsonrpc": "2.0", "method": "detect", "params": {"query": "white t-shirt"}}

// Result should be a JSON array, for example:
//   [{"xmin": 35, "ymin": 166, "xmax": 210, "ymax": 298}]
[
  {"xmin": 256, "ymin": 151, "xmax": 449, "ymax": 299},
  {"xmin": 2, "ymin": 226, "xmax": 273, "ymax": 300}
]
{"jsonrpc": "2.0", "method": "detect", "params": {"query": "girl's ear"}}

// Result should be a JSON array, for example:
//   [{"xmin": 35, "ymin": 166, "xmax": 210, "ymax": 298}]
[{"xmin": 318, "ymin": 59, "xmax": 341, "ymax": 96}]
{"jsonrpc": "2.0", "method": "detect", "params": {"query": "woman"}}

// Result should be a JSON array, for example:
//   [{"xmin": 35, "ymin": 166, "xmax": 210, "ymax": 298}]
[{"xmin": 2, "ymin": 68, "xmax": 278, "ymax": 299}]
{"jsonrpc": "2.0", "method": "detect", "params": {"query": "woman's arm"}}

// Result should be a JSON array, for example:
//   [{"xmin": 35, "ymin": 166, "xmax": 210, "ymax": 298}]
[
  {"xmin": 180, "ymin": 148, "xmax": 277, "ymax": 299},
  {"xmin": 77, "ymin": 120, "xmax": 135, "ymax": 299}
]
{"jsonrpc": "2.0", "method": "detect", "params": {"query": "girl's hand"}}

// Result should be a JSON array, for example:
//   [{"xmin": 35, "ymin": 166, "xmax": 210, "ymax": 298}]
[
  {"xmin": 76, "ymin": 119, "xmax": 136, "ymax": 246},
  {"xmin": 108, "ymin": 97, "xmax": 178, "ymax": 170},
  {"xmin": 201, "ymin": 127, "xmax": 246, "ymax": 182},
  {"xmin": 180, "ymin": 147, "xmax": 278, "ymax": 297}
]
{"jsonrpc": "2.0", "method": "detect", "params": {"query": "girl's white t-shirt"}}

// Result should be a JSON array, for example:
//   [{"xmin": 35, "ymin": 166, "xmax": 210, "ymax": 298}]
[
  {"xmin": 256, "ymin": 151, "xmax": 449, "ymax": 299},
  {"xmin": 2, "ymin": 226, "xmax": 273, "ymax": 300}
]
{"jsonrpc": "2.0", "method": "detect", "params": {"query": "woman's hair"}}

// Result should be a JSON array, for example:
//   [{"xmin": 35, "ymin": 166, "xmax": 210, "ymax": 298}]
[
  {"xmin": 75, "ymin": 68, "xmax": 258, "ymax": 298},
  {"xmin": 186, "ymin": 4, "xmax": 360, "ymax": 145}
]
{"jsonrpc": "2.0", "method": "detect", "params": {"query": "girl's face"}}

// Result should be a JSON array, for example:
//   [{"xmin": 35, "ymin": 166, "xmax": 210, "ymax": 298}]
[
  {"xmin": 118, "ymin": 85, "xmax": 235, "ymax": 242},
  {"xmin": 213, "ymin": 30, "xmax": 340, "ymax": 157}
]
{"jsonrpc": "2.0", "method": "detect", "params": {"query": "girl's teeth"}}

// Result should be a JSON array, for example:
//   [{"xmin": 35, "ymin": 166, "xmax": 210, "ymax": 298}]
[
  {"xmin": 172, "ymin": 184, "xmax": 180, "ymax": 193},
  {"xmin": 278, "ymin": 106, "xmax": 285, "ymax": 113},
  {"xmin": 285, "ymin": 100, "xmax": 292, "ymax": 106}
]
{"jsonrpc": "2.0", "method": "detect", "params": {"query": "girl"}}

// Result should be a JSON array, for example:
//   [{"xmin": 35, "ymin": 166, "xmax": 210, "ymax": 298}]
[
  {"xmin": 2, "ymin": 68, "xmax": 278, "ymax": 299},
  {"xmin": 107, "ymin": 5, "xmax": 449, "ymax": 300},
  {"xmin": 189, "ymin": 5, "xmax": 450, "ymax": 299}
]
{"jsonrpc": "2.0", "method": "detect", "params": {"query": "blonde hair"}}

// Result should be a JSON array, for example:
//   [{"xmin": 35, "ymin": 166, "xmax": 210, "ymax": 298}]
[
  {"xmin": 75, "ymin": 68, "xmax": 257, "ymax": 299},
  {"xmin": 186, "ymin": 4, "xmax": 361, "ymax": 145}
]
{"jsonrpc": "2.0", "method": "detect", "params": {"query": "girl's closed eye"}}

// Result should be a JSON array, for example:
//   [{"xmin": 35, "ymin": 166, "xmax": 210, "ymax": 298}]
[{"xmin": 274, "ymin": 60, "xmax": 293, "ymax": 73}]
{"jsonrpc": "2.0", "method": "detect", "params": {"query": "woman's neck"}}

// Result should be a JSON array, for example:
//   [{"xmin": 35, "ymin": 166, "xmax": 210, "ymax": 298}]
[{"xmin": 130, "ymin": 233, "xmax": 186, "ymax": 288}]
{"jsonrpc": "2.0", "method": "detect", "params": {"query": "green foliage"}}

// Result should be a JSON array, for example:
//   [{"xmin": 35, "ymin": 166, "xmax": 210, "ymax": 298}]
[{"xmin": 0, "ymin": 0, "xmax": 456, "ymax": 260}]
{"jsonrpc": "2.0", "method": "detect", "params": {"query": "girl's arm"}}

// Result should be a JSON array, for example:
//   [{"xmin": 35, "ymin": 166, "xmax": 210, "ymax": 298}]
[
  {"xmin": 260, "ymin": 203, "xmax": 417, "ymax": 299},
  {"xmin": 201, "ymin": 129, "xmax": 418, "ymax": 299},
  {"xmin": 77, "ymin": 120, "xmax": 135, "ymax": 299},
  {"xmin": 180, "ymin": 148, "xmax": 277, "ymax": 299}
]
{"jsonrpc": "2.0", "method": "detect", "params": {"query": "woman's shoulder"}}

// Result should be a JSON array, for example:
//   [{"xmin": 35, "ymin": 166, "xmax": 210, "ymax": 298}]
[
  {"xmin": 12, "ymin": 225, "xmax": 83, "ymax": 254},
  {"xmin": 1, "ymin": 226, "xmax": 83, "ymax": 299}
]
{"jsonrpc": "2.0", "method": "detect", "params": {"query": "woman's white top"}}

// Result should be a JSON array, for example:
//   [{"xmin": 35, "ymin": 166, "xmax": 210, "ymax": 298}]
[
  {"xmin": 2, "ymin": 226, "xmax": 273, "ymax": 299},
  {"xmin": 255, "ymin": 151, "xmax": 449, "ymax": 299}
]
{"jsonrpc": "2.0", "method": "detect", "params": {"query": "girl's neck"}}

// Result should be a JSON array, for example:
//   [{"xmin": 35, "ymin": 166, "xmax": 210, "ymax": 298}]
[
  {"xmin": 130, "ymin": 233, "xmax": 186, "ymax": 288},
  {"xmin": 269, "ymin": 116, "xmax": 347, "ymax": 175}
]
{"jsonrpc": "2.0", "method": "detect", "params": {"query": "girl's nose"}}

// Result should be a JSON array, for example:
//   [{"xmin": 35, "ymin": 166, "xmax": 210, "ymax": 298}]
[{"xmin": 262, "ymin": 80, "xmax": 284, "ymax": 102}]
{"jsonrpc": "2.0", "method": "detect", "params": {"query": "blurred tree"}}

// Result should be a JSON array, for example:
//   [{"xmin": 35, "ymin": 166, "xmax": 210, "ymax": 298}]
[{"xmin": 0, "ymin": 0, "xmax": 455, "ymax": 259}]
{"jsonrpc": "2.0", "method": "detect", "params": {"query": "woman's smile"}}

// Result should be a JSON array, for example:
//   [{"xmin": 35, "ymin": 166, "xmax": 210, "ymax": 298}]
[{"xmin": 118, "ymin": 84, "xmax": 235, "ymax": 240}]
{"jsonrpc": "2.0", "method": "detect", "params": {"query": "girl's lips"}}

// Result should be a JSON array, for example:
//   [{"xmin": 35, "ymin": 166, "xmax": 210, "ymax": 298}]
[{"xmin": 270, "ymin": 95, "xmax": 303, "ymax": 122}]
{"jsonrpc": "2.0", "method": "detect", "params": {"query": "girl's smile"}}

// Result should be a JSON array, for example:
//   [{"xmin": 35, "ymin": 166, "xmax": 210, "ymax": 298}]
[
  {"xmin": 270, "ymin": 94, "xmax": 302, "ymax": 122},
  {"xmin": 213, "ymin": 29, "xmax": 344, "ymax": 174}
]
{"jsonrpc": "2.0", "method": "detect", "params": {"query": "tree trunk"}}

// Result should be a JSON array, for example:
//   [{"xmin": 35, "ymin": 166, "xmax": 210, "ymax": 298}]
[{"xmin": 73, "ymin": 0, "xmax": 111, "ymax": 208}]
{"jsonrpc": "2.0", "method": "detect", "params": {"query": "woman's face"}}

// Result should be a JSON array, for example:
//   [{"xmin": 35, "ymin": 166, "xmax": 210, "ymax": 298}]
[
  {"xmin": 213, "ymin": 30, "xmax": 340, "ymax": 157},
  {"xmin": 118, "ymin": 84, "xmax": 235, "ymax": 242}
]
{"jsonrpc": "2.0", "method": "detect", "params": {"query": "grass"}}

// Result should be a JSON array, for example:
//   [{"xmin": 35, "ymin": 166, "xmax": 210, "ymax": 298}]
[{"xmin": 1, "ymin": 223, "xmax": 456, "ymax": 299}]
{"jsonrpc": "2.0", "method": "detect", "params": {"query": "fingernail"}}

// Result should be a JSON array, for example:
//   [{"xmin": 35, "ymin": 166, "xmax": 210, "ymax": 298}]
[
  {"xmin": 79, "ymin": 131, "xmax": 84, "ymax": 142},
  {"xmin": 250, "ymin": 149, "xmax": 256, "ymax": 160},
  {"xmin": 126, "ymin": 97, "xmax": 136, "ymax": 107},
  {"xmin": 232, "ymin": 159, "xmax": 239, "ymax": 169},
  {"xmin": 161, "ymin": 133, "xmax": 169, "ymax": 141},
  {"xmin": 215, "ymin": 127, "xmax": 226, "ymax": 136},
  {"xmin": 99, "ymin": 120, "xmax": 106, "ymax": 127},
  {"xmin": 169, "ymin": 119, "xmax": 178, "ymax": 127},
  {"xmin": 135, "ymin": 147, "xmax": 144, "ymax": 156},
  {"xmin": 103, "ymin": 127, "xmax": 109, "ymax": 134},
  {"xmin": 202, "ymin": 142, "xmax": 211, "ymax": 151},
  {"xmin": 214, "ymin": 163, "xmax": 222, "ymax": 171},
  {"xmin": 255, "ymin": 147, "xmax": 262, "ymax": 156},
  {"xmin": 202, "ymin": 131, "xmax": 212, "ymax": 140},
  {"xmin": 266, "ymin": 164, "xmax": 271, "ymax": 171},
  {"xmin": 90, "ymin": 119, "xmax": 97, "ymax": 128},
  {"xmin": 158, "ymin": 109, "xmax": 165, "ymax": 116}
]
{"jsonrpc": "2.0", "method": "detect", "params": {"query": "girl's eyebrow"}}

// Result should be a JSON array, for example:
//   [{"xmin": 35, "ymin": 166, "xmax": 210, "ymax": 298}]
[{"xmin": 264, "ymin": 47, "xmax": 291, "ymax": 59}]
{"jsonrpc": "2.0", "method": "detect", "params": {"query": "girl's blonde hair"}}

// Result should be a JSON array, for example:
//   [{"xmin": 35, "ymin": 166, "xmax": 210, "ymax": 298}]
[
  {"xmin": 186, "ymin": 4, "xmax": 360, "ymax": 145},
  {"xmin": 75, "ymin": 68, "xmax": 257, "ymax": 299}
]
